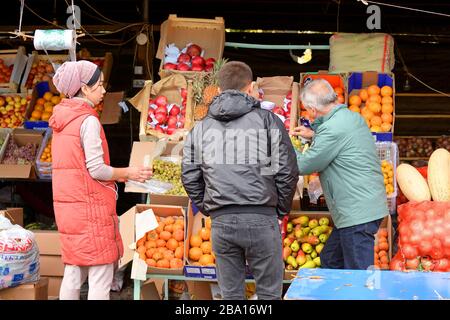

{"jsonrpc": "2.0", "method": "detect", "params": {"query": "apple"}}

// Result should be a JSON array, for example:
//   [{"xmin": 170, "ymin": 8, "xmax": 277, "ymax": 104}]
[
  {"xmin": 154, "ymin": 96, "xmax": 168, "ymax": 108},
  {"xmin": 177, "ymin": 115, "xmax": 185, "ymax": 128},
  {"xmin": 191, "ymin": 56, "xmax": 205, "ymax": 66},
  {"xmin": 163, "ymin": 63, "xmax": 177, "ymax": 70},
  {"xmin": 169, "ymin": 105, "xmax": 180, "ymax": 116},
  {"xmin": 167, "ymin": 116, "xmax": 178, "ymax": 128},
  {"xmin": 181, "ymin": 107, "xmax": 186, "ymax": 116},
  {"xmin": 205, "ymin": 64, "xmax": 214, "ymax": 72},
  {"xmin": 180, "ymin": 88, "xmax": 188, "ymax": 100},
  {"xmin": 154, "ymin": 112, "xmax": 167, "ymax": 124},
  {"xmin": 166, "ymin": 127, "xmax": 177, "ymax": 135},
  {"xmin": 284, "ymin": 118, "xmax": 290, "ymax": 130},
  {"xmin": 272, "ymin": 106, "xmax": 285, "ymax": 117},
  {"xmin": 205, "ymin": 58, "xmax": 216, "ymax": 65},
  {"xmin": 177, "ymin": 63, "xmax": 191, "ymax": 71}
]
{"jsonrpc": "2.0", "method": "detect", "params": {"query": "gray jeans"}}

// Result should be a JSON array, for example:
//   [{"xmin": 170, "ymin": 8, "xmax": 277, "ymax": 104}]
[{"xmin": 211, "ymin": 213, "xmax": 283, "ymax": 300}]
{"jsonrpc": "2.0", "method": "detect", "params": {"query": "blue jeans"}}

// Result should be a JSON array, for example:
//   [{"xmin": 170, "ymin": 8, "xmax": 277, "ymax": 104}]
[
  {"xmin": 211, "ymin": 213, "xmax": 283, "ymax": 300},
  {"xmin": 321, "ymin": 218, "xmax": 383, "ymax": 270}
]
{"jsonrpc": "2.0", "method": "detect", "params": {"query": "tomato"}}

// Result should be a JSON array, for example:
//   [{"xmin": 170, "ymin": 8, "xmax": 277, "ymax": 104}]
[
  {"xmin": 434, "ymin": 258, "xmax": 450, "ymax": 272},
  {"xmin": 405, "ymin": 258, "xmax": 420, "ymax": 270},
  {"xmin": 419, "ymin": 241, "xmax": 433, "ymax": 256},
  {"xmin": 390, "ymin": 257, "xmax": 405, "ymax": 271},
  {"xmin": 401, "ymin": 244, "xmax": 419, "ymax": 260}
]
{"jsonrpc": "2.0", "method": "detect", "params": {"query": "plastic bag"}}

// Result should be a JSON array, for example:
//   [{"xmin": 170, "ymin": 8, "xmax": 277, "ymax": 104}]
[
  {"xmin": 0, "ymin": 216, "xmax": 40, "ymax": 289},
  {"xmin": 391, "ymin": 201, "xmax": 450, "ymax": 272},
  {"xmin": 126, "ymin": 179, "xmax": 173, "ymax": 194},
  {"xmin": 307, "ymin": 177, "xmax": 323, "ymax": 205}
]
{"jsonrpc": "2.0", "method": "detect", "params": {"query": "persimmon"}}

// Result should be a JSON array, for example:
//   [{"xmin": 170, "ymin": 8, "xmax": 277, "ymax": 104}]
[
  {"xmin": 164, "ymin": 224, "xmax": 174, "ymax": 233},
  {"xmin": 156, "ymin": 259, "xmax": 170, "ymax": 268},
  {"xmin": 166, "ymin": 238, "xmax": 179, "ymax": 251},
  {"xmin": 163, "ymin": 251, "xmax": 174, "ymax": 261},
  {"xmin": 159, "ymin": 231, "xmax": 172, "ymax": 241},
  {"xmin": 190, "ymin": 235, "xmax": 203, "ymax": 248},
  {"xmin": 200, "ymin": 241, "xmax": 212, "ymax": 254},
  {"xmin": 137, "ymin": 245, "xmax": 146, "ymax": 254},
  {"xmin": 175, "ymin": 246, "xmax": 184, "ymax": 259},
  {"xmin": 146, "ymin": 259, "xmax": 157, "ymax": 267},
  {"xmin": 379, "ymin": 241, "xmax": 389, "ymax": 251},
  {"xmin": 146, "ymin": 231, "xmax": 158, "ymax": 240},
  {"xmin": 189, "ymin": 247, "xmax": 203, "ymax": 261},
  {"xmin": 170, "ymin": 258, "xmax": 183, "ymax": 269},
  {"xmin": 145, "ymin": 240, "xmax": 157, "ymax": 249},
  {"xmin": 152, "ymin": 252, "xmax": 163, "ymax": 261},
  {"xmin": 146, "ymin": 248, "xmax": 156, "ymax": 259},
  {"xmin": 164, "ymin": 216, "xmax": 175, "ymax": 225},
  {"xmin": 156, "ymin": 239, "xmax": 167, "ymax": 248},
  {"xmin": 173, "ymin": 229, "xmax": 184, "ymax": 242}
]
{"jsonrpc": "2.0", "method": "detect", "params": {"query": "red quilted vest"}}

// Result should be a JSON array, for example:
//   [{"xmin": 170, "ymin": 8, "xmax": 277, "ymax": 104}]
[{"xmin": 49, "ymin": 98, "xmax": 123, "ymax": 266}]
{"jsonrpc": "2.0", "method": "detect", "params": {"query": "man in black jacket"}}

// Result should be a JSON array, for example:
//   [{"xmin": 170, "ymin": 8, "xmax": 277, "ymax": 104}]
[{"xmin": 182, "ymin": 61, "xmax": 299, "ymax": 300}]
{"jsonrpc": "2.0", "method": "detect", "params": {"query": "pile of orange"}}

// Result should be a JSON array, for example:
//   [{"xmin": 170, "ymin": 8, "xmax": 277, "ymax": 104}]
[
  {"xmin": 348, "ymin": 84, "xmax": 394, "ymax": 133},
  {"xmin": 30, "ymin": 91, "xmax": 64, "ymax": 122},
  {"xmin": 374, "ymin": 227, "xmax": 390, "ymax": 270},
  {"xmin": 188, "ymin": 217, "xmax": 215, "ymax": 267},
  {"xmin": 39, "ymin": 138, "xmax": 52, "ymax": 163},
  {"xmin": 137, "ymin": 215, "xmax": 185, "ymax": 269}
]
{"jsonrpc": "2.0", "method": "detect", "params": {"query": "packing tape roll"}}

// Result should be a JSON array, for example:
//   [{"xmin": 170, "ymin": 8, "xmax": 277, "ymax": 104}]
[{"xmin": 33, "ymin": 29, "xmax": 76, "ymax": 51}]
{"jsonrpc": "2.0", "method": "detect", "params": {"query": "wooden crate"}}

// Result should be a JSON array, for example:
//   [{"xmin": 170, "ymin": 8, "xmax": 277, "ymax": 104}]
[{"xmin": 0, "ymin": 47, "xmax": 28, "ymax": 93}]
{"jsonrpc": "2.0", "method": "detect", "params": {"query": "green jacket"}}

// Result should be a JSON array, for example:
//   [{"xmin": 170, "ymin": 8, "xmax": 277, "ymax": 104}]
[{"xmin": 296, "ymin": 104, "xmax": 388, "ymax": 228}]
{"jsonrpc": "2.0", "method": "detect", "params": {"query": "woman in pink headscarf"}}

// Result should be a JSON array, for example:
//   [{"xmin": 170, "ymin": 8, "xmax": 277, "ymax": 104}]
[{"xmin": 49, "ymin": 60, "xmax": 152, "ymax": 300}]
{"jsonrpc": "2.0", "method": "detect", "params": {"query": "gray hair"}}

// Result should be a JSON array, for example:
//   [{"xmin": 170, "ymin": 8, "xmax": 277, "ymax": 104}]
[{"xmin": 300, "ymin": 78, "xmax": 337, "ymax": 111}]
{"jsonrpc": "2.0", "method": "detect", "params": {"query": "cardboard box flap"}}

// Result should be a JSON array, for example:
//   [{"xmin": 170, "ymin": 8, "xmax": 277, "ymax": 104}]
[
  {"xmin": 156, "ymin": 15, "xmax": 225, "ymax": 60},
  {"xmin": 118, "ymin": 206, "xmax": 137, "ymax": 268},
  {"xmin": 4, "ymin": 207, "xmax": 23, "ymax": 226},
  {"xmin": 362, "ymin": 71, "xmax": 380, "ymax": 88},
  {"xmin": 128, "ymin": 80, "xmax": 152, "ymax": 112},
  {"xmin": 32, "ymin": 230, "xmax": 61, "ymax": 255},
  {"xmin": 256, "ymin": 76, "xmax": 294, "ymax": 107},
  {"xmin": 100, "ymin": 91, "xmax": 124, "ymax": 125}
]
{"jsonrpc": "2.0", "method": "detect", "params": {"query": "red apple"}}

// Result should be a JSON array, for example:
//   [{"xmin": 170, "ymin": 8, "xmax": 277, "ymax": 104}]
[
  {"xmin": 205, "ymin": 58, "xmax": 216, "ymax": 65},
  {"xmin": 191, "ymin": 56, "xmax": 205, "ymax": 66},
  {"xmin": 154, "ymin": 112, "xmax": 167, "ymax": 124},
  {"xmin": 205, "ymin": 64, "xmax": 214, "ymax": 72},
  {"xmin": 272, "ymin": 106, "xmax": 285, "ymax": 117},
  {"xmin": 284, "ymin": 118, "xmax": 290, "ymax": 130},
  {"xmin": 180, "ymin": 88, "xmax": 188, "ymax": 100},
  {"xmin": 191, "ymin": 64, "xmax": 204, "ymax": 72},
  {"xmin": 167, "ymin": 116, "xmax": 178, "ymax": 128},
  {"xmin": 155, "ymin": 106, "xmax": 167, "ymax": 115},
  {"xmin": 155, "ymin": 96, "xmax": 168, "ymax": 108},
  {"xmin": 166, "ymin": 127, "xmax": 177, "ymax": 135},
  {"xmin": 286, "ymin": 91, "xmax": 292, "ymax": 100},
  {"xmin": 181, "ymin": 107, "xmax": 186, "ymax": 116}
]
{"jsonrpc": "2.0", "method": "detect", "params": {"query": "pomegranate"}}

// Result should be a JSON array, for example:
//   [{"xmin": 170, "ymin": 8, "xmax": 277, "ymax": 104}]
[
  {"xmin": 177, "ymin": 63, "xmax": 190, "ymax": 71},
  {"xmin": 163, "ymin": 63, "xmax": 177, "ymax": 70},
  {"xmin": 186, "ymin": 44, "xmax": 202, "ymax": 57},
  {"xmin": 191, "ymin": 56, "xmax": 205, "ymax": 66},
  {"xmin": 177, "ymin": 53, "xmax": 191, "ymax": 64}
]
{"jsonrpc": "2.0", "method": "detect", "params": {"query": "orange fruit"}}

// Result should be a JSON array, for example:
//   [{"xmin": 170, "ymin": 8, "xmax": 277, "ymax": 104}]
[
  {"xmin": 164, "ymin": 216, "xmax": 175, "ymax": 225},
  {"xmin": 349, "ymin": 95, "xmax": 361, "ymax": 106},
  {"xmin": 44, "ymin": 105, "xmax": 53, "ymax": 113},
  {"xmin": 170, "ymin": 258, "xmax": 183, "ymax": 269},
  {"xmin": 175, "ymin": 246, "xmax": 184, "ymax": 259},
  {"xmin": 199, "ymin": 254, "xmax": 215, "ymax": 266},
  {"xmin": 381, "ymin": 96, "xmax": 393, "ymax": 104},
  {"xmin": 146, "ymin": 258, "xmax": 157, "ymax": 267},
  {"xmin": 190, "ymin": 235, "xmax": 203, "ymax": 248},
  {"xmin": 172, "ymin": 229, "xmax": 184, "ymax": 242},
  {"xmin": 378, "ymin": 250, "xmax": 388, "ymax": 258},
  {"xmin": 139, "ymin": 252, "xmax": 147, "ymax": 261},
  {"xmin": 361, "ymin": 107, "xmax": 374, "ymax": 120},
  {"xmin": 50, "ymin": 96, "xmax": 61, "ymax": 105},
  {"xmin": 380, "ymin": 86, "xmax": 393, "ymax": 97},
  {"xmin": 166, "ymin": 238, "xmax": 179, "ymax": 251},
  {"xmin": 178, "ymin": 241, "xmax": 184, "ymax": 248},
  {"xmin": 34, "ymin": 104, "xmax": 44, "ymax": 112},
  {"xmin": 159, "ymin": 231, "xmax": 172, "ymax": 241},
  {"xmin": 365, "ymin": 118, "xmax": 371, "ymax": 128},
  {"xmin": 337, "ymin": 94, "xmax": 345, "ymax": 104},
  {"xmin": 31, "ymin": 110, "xmax": 42, "ymax": 119},
  {"xmin": 368, "ymin": 102, "xmax": 381, "ymax": 113},
  {"xmin": 43, "ymin": 92, "xmax": 53, "ymax": 101},
  {"xmin": 359, "ymin": 89, "xmax": 369, "ymax": 102},
  {"xmin": 381, "ymin": 123, "xmax": 392, "ymax": 132},
  {"xmin": 156, "ymin": 222, "xmax": 165, "ymax": 234},
  {"xmin": 381, "ymin": 113, "xmax": 393, "ymax": 124},
  {"xmin": 164, "ymin": 224, "xmax": 174, "ymax": 233},
  {"xmin": 146, "ymin": 248, "xmax": 157, "ymax": 258},
  {"xmin": 137, "ymin": 237, "xmax": 146, "ymax": 248},
  {"xmin": 145, "ymin": 240, "xmax": 157, "ymax": 249},
  {"xmin": 147, "ymin": 231, "xmax": 158, "ymax": 241},
  {"xmin": 137, "ymin": 245, "xmax": 146, "ymax": 255},
  {"xmin": 156, "ymin": 259, "xmax": 170, "ymax": 268},
  {"xmin": 36, "ymin": 98, "xmax": 46, "ymax": 105},
  {"xmin": 367, "ymin": 85, "xmax": 380, "ymax": 96},
  {"xmin": 371, "ymin": 126, "xmax": 381, "ymax": 133},
  {"xmin": 41, "ymin": 112, "xmax": 52, "ymax": 121},
  {"xmin": 368, "ymin": 95, "xmax": 382, "ymax": 104},
  {"xmin": 334, "ymin": 87, "xmax": 344, "ymax": 95},
  {"xmin": 200, "ymin": 241, "xmax": 212, "ymax": 254},
  {"xmin": 379, "ymin": 242, "xmax": 389, "ymax": 251},
  {"xmin": 189, "ymin": 247, "xmax": 203, "ymax": 261},
  {"xmin": 172, "ymin": 224, "xmax": 184, "ymax": 233},
  {"xmin": 381, "ymin": 103, "xmax": 393, "ymax": 114},
  {"xmin": 199, "ymin": 227, "xmax": 210, "ymax": 241},
  {"xmin": 374, "ymin": 245, "xmax": 379, "ymax": 253},
  {"xmin": 156, "ymin": 239, "xmax": 166, "ymax": 248},
  {"xmin": 370, "ymin": 116, "xmax": 382, "ymax": 127},
  {"xmin": 348, "ymin": 105, "xmax": 360, "ymax": 113}
]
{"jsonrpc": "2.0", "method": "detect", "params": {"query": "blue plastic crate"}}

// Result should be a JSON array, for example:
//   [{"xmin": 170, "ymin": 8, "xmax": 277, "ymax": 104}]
[
  {"xmin": 348, "ymin": 72, "xmax": 394, "ymax": 93},
  {"xmin": 23, "ymin": 121, "xmax": 49, "ymax": 130}
]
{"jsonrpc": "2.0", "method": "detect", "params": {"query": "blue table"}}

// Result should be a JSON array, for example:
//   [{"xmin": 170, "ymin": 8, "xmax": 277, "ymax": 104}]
[{"xmin": 284, "ymin": 268, "xmax": 450, "ymax": 300}]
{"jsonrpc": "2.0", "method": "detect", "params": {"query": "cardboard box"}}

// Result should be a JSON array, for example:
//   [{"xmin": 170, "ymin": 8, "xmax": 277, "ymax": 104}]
[
  {"xmin": 0, "ymin": 47, "xmax": 28, "ymax": 94},
  {"xmin": 0, "ymin": 207, "xmax": 23, "ymax": 226},
  {"xmin": 0, "ymin": 128, "xmax": 44, "ymax": 178},
  {"xmin": 300, "ymin": 71, "xmax": 348, "ymax": 104},
  {"xmin": 21, "ymin": 52, "xmax": 113, "ymax": 91},
  {"xmin": 128, "ymin": 77, "xmax": 194, "ymax": 142},
  {"xmin": 119, "ymin": 204, "xmax": 187, "ymax": 276},
  {"xmin": 156, "ymin": 15, "xmax": 225, "ymax": 79},
  {"xmin": 44, "ymin": 276, "xmax": 63, "ymax": 298},
  {"xmin": 252, "ymin": 76, "xmax": 300, "ymax": 133},
  {"xmin": 32, "ymin": 230, "xmax": 61, "ymax": 255},
  {"xmin": 347, "ymin": 71, "xmax": 395, "ymax": 141},
  {"xmin": 0, "ymin": 277, "xmax": 48, "ymax": 300},
  {"xmin": 39, "ymin": 255, "xmax": 65, "ymax": 277}
]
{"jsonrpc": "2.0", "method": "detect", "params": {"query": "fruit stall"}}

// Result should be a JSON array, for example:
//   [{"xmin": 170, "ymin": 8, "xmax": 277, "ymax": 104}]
[{"xmin": 0, "ymin": 8, "xmax": 449, "ymax": 301}]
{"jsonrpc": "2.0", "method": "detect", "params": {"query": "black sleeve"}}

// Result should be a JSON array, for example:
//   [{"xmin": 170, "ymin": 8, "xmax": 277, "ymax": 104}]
[
  {"xmin": 181, "ymin": 126, "xmax": 206, "ymax": 213},
  {"xmin": 266, "ymin": 113, "xmax": 299, "ymax": 216}
]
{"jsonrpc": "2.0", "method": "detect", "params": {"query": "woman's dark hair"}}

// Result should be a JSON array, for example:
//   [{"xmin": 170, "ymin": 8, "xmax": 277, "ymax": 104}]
[{"xmin": 75, "ymin": 66, "xmax": 102, "ymax": 97}]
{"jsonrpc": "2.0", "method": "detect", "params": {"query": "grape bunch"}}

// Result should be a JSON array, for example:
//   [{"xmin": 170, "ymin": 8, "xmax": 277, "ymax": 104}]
[
  {"xmin": 290, "ymin": 136, "xmax": 302, "ymax": 152},
  {"xmin": 152, "ymin": 159, "xmax": 187, "ymax": 196},
  {"xmin": 2, "ymin": 140, "xmax": 37, "ymax": 165}
]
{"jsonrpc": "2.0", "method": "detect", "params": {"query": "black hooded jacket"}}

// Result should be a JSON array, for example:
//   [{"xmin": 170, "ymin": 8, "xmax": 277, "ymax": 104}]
[{"xmin": 182, "ymin": 90, "xmax": 299, "ymax": 218}]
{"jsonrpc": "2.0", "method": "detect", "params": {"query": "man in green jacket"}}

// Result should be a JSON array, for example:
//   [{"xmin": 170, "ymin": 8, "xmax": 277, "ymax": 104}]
[{"xmin": 291, "ymin": 79, "xmax": 388, "ymax": 270}]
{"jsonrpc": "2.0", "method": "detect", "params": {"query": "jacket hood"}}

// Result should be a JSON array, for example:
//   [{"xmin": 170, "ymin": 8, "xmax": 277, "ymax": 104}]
[
  {"xmin": 49, "ymin": 98, "xmax": 97, "ymax": 133},
  {"xmin": 208, "ymin": 90, "xmax": 260, "ymax": 121}
]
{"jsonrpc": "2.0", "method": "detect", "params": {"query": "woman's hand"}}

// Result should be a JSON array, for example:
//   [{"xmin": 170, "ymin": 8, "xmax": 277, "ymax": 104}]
[
  {"xmin": 126, "ymin": 166, "xmax": 153, "ymax": 182},
  {"xmin": 290, "ymin": 126, "xmax": 314, "ymax": 139}
]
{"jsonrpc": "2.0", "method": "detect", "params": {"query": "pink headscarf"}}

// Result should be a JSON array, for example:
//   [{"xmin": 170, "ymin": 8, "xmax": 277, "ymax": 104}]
[{"xmin": 52, "ymin": 60, "xmax": 99, "ymax": 98}]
